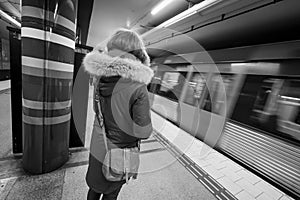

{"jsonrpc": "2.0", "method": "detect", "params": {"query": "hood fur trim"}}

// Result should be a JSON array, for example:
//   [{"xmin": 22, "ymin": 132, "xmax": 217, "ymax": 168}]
[{"xmin": 83, "ymin": 51, "xmax": 154, "ymax": 84}]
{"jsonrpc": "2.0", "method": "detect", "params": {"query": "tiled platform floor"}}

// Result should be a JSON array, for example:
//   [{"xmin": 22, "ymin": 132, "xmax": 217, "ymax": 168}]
[{"xmin": 0, "ymin": 135, "xmax": 217, "ymax": 200}]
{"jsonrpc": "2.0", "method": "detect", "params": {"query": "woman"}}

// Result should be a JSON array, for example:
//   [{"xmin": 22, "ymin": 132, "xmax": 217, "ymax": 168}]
[{"xmin": 83, "ymin": 29, "xmax": 154, "ymax": 200}]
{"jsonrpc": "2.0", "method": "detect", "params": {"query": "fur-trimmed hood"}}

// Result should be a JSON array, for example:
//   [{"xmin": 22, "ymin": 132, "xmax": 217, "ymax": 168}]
[{"xmin": 83, "ymin": 50, "xmax": 154, "ymax": 85}]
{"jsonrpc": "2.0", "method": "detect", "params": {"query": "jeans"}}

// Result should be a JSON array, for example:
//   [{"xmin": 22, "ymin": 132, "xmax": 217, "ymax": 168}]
[{"xmin": 87, "ymin": 187, "xmax": 122, "ymax": 200}]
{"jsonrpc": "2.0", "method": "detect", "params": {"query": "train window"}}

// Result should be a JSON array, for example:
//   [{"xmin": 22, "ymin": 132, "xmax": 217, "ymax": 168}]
[
  {"xmin": 183, "ymin": 73, "xmax": 207, "ymax": 106},
  {"xmin": 157, "ymin": 71, "xmax": 187, "ymax": 102},
  {"xmin": 148, "ymin": 76, "xmax": 161, "ymax": 93},
  {"xmin": 202, "ymin": 74, "xmax": 235, "ymax": 114},
  {"xmin": 231, "ymin": 75, "xmax": 264, "ymax": 124},
  {"xmin": 250, "ymin": 78, "xmax": 284, "ymax": 130},
  {"xmin": 148, "ymin": 68, "xmax": 166, "ymax": 94},
  {"xmin": 277, "ymin": 79, "xmax": 300, "ymax": 141},
  {"xmin": 232, "ymin": 75, "xmax": 300, "ymax": 143}
]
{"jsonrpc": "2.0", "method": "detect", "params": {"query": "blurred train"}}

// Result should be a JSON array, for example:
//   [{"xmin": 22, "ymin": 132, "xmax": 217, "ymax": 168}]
[{"xmin": 148, "ymin": 40, "xmax": 300, "ymax": 198}]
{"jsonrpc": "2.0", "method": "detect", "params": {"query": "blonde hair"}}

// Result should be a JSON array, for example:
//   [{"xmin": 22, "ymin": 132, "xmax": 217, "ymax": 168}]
[{"xmin": 106, "ymin": 28, "xmax": 150, "ymax": 66}]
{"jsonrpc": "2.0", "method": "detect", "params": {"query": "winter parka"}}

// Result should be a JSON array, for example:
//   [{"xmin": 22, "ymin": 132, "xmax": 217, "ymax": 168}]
[{"xmin": 83, "ymin": 48, "xmax": 154, "ymax": 194}]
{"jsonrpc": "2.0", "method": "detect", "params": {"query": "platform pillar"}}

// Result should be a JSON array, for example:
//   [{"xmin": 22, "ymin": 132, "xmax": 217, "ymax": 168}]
[{"xmin": 21, "ymin": 0, "xmax": 77, "ymax": 173}]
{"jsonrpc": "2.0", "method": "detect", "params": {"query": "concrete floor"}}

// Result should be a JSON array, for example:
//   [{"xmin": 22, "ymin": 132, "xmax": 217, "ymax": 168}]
[{"xmin": 0, "ymin": 136, "xmax": 217, "ymax": 200}]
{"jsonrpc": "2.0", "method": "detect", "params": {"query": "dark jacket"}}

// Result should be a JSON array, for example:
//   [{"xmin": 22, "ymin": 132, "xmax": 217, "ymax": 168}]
[{"xmin": 83, "ymin": 49, "xmax": 154, "ymax": 193}]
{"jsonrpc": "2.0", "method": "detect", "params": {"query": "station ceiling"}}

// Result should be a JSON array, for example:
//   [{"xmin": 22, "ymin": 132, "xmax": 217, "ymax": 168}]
[
  {"xmin": 1, "ymin": 0, "xmax": 299, "ymax": 58},
  {"xmin": 86, "ymin": 0, "xmax": 203, "ymax": 47},
  {"xmin": 0, "ymin": 0, "xmax": 202, "ymax": 44},
  {"xmin": 85, "ymin": 0, "xmax": 300, "ymax": 57}
]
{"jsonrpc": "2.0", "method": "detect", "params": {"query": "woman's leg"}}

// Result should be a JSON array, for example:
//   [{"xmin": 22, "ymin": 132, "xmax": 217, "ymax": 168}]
[
  {"xmin": 87, "ymin": 188, "xmax": 101, "ymax": 200},
  {"xmin": 101, "ymin": 185, "xmax": 123, "ymax": 200}
]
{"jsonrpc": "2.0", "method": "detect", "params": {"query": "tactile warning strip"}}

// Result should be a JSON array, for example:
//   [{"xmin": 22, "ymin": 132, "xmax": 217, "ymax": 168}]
[{"xmin": 153, "ymin": 131, "xmax": 237, "ymax": 200}]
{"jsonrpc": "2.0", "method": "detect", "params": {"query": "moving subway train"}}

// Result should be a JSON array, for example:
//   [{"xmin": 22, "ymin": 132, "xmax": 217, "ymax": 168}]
[{"xmin": 148, "ymin": 40, "xmax": 300, "ymax": 198}]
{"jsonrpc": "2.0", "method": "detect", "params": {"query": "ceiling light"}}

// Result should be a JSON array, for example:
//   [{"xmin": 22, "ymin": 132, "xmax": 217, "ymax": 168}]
[
  {"xmin": 126, "ymin": 19, "xmax": 130, "ymax": 28},
  {"xmin": 0, "ymin": 9, "xmax": 21, "ymax": 27},
  {"xmin": 159, "ymin": 10, "xmax": 197, "ymax": 27},
  {"xmin": 160, "ymin": 0, "xmax": 224, "ymax": 28},
  {"xmin": 151, "ymin": 0, "xmax": 174, "ymax": 15},
  {"xmin": 143, "ymin": 0, "xmax": 238, "ymax": 38}
]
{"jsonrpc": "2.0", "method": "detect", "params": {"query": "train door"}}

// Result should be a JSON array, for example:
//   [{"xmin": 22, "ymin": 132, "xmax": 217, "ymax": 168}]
[
  {"xmin": 196, "ymin": 72, "xmax": 241, "ymax": 147},
  {"xmin": 149, "ymin": 64, "xmax": 189, "ymax": 123},
  {"xmin": 180, "ymin": 69, "xmax": 210, "ymax": 135}
]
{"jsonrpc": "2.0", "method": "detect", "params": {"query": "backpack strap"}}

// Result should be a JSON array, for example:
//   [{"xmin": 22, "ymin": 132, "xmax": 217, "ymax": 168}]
[{"xmin": 93, "ymin": 78, "xmax": 109, "ymax": 151}]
